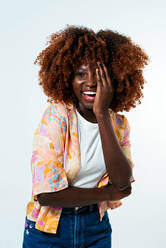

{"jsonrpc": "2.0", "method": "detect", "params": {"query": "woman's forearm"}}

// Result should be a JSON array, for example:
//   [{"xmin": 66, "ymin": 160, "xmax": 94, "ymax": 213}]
[
  {"xmin": 37, "ymin": 185, "xmax": 109, "ymax": 207},
  {"xmin": 37, "ymin": 182, "xmax": 132, "ymax": 207},
  {"xmin": 96, "ymin": 112, "xmax": 132, "ymax": 190}
]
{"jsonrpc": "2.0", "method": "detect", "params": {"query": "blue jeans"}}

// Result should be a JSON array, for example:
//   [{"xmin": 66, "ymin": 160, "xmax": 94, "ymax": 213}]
[{"xmin": 22, "ymin": 204, "xmax": 112, "ymax": 248}]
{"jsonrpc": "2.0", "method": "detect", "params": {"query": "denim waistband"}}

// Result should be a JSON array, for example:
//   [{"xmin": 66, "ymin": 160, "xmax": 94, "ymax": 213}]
[{"xmin": 62, "ymin": 204, "xmax": 98, "ymax": 214}]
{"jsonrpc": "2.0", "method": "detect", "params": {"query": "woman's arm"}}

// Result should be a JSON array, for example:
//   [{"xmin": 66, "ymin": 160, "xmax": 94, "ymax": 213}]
[
  {"xmin": 96, "ymin": 113, "xmax": 132, "ymax": 191},
  {"xmin": 37, "ymin": 183, "xmax": 132, "ymax": 207},
  {"xmin": 94, "ymin": 62, "xmax": 133, "ymax": 191}
]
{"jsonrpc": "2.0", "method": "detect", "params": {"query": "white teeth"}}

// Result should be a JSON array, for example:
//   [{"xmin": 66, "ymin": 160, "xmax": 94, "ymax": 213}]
[{"xmin": 83, "ymin": 91, "xmax": 96, "ymax": 95}]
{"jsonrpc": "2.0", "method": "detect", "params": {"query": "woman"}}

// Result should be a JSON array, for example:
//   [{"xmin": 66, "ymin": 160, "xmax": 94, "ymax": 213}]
[{"xmin": 22, "ymin": 25, "xmax": 149, "ymax": 247}]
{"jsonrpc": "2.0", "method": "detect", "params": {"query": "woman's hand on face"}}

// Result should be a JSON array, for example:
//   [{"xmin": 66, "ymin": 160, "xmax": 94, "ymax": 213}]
[{"xmin": 93, "ymin": 62, "xmax": 114, "ymax": 117}]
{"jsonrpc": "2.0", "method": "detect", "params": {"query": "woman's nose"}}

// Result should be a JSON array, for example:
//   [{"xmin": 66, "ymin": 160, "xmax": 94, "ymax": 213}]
[{"xmin": 85, "ymin": 73, "xmax": 97, "ymax": 87}]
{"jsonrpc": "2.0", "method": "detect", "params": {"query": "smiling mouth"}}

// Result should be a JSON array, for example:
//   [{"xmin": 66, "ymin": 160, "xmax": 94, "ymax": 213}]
[{"xmin": 82, "ymin": 92, "xmax": 96, "ymax": 102}]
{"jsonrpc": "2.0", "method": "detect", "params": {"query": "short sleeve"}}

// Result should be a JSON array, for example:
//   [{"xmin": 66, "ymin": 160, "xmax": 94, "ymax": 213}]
[
  {"xmin": 31, "ymin": 105, "xmax": 69, "ymax": 199},
  {"xmin": 120, "ymin": 115, "xmax": 135, "ymax": 183}
]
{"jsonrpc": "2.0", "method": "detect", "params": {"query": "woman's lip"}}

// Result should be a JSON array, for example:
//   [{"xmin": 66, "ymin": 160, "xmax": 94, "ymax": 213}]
[{"xmin": 82, "ymin": 93, "xmax": 95, "ymax": 102}]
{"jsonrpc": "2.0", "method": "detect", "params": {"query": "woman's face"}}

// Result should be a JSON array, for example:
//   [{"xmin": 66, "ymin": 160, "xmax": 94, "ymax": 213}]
[{"xmin": 72, "ymin": 63, "xmax": 97, "ymax": 111}]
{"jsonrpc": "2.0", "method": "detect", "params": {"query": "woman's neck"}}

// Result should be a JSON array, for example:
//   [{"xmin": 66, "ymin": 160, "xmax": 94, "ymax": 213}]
[{"xmin": 76, "ymin": 105, "xmax": 98, "ymax": 123}]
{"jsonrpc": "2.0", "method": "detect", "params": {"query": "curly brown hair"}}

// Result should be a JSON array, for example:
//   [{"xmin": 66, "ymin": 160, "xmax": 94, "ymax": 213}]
[{"xmin": 34, "ymin": 25, "xmax": 149, "ymax": 112}]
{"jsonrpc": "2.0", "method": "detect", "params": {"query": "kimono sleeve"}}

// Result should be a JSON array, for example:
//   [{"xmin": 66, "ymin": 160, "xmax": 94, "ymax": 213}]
[
  {"xmin": 120, "ymin": 115, "xmax": 135, "ymax": 183},
  {"xmin": 31, "ymin": 105, "xmax": 69, "ymax": 199}
]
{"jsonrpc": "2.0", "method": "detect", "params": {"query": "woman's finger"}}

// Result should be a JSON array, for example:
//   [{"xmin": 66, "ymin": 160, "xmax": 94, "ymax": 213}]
[
  {"xmin": 96, "ymin": 67, "xmax": 102, "ymax": 87},
  {"xmin": 97, "ymin": 62, "xmax": 105, "ymax": 87},
  {"xmin": 102, "ymin": 63, "xmax": 112, "ymax": 88}
]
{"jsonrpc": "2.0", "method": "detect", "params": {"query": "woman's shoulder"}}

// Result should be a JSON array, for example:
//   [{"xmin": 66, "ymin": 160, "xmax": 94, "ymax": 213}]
[{"xmin": 43, "ymin": 101, "xmax": 72, "ymax": 119}]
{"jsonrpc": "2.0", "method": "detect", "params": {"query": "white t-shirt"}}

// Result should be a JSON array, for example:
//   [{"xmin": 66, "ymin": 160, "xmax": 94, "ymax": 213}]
[{"xmin": 71, "ymin": 109, "xmax": 107, "ymax": 188}]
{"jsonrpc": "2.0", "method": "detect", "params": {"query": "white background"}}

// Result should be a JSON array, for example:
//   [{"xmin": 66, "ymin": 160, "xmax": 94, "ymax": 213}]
[{"xmin": 0, "ymin": 0, "xmax": 166, "ymax": 247}]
